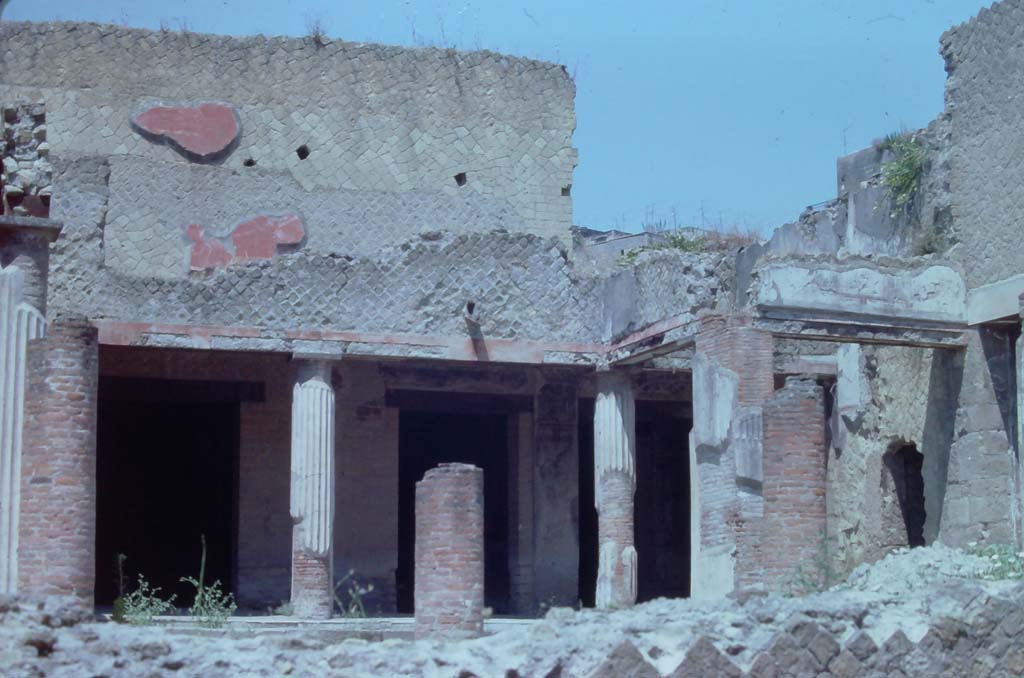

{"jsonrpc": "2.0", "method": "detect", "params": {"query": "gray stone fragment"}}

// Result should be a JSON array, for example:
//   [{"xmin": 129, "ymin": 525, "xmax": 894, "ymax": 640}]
[
  {"xmin": 844, "ymin": 631, "xmax": 878, "ymax": 661},
  {"xmin": 826, "ymin": 649, "xmax": 863, "ymax": 678},
  {"xmin": 586, "ymin": 641, "xmax": 658, "ymax": 678},
  {"xmin": 669, "ymin": 636, "xmax": 741, "ymax": 678}
]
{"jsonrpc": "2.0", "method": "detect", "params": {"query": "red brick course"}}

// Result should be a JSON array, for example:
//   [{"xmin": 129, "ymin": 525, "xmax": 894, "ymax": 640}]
[
  {"xmin": 761, "ymin": 378, "xmax": 827, "ymax": 587},
  {"xmin": 695, "ymin": 314, "xmax": 774, "ymax": 407},
  {"xmin": 597, "ymin": 469, "xmax": 635, "ymax": 606},
  {"xmin": 18, "ymin": 320, "xmax": 98, "ymax": 602},
  {"xmin": 695, "ymin": 314, "xmax": 774, "ymax": 590},
  {"xmin": 290, "ymin": 532, "xmax": 333, "ymax": 619},
  {"xmin": 415, "ymin": 463, "xmax": 484, "ymax": 639}
]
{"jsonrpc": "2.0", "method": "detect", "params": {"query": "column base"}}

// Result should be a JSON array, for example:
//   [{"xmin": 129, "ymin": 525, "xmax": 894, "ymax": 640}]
[
  {"xmin": 595, "ymin": 470, "xmax": 637, "ymax": 608},
  {"xmin": 291, "ymin": 548, "xmax": 333, "ymax": 619}
]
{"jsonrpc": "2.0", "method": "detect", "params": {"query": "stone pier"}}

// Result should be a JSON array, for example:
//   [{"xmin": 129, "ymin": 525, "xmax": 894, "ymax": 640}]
[
  {"xmin": 593, "ymin": 370, "xmax": 637, "ymax": 608},
  {"xmin": 18, "ymin": 319, "xmax": 98, "ymax": 601},
  {"xmin": 690, "ymin": 313, "xmax": 774, "ymax": 597},
  {"xmin": 762, "ymin": 377, "xmax": 828, "ymax": 587},
  {"xmin": 415, "ymin": 463, "xmax": 484, "ymax": 639},
  {"xmin": 289, "ymin": 360, "xmax": 336, "ymax": 619}
]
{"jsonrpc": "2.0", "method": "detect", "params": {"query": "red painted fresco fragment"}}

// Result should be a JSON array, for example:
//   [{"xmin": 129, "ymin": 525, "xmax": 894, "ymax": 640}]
[
  {"xmin": 133, "ymin": 103, "xmax": 239, "ymax": 159},
  {"xmin": 186, "ymin": 224, "xmax": 233, "ymax": 270},
  {"xmin": 232, "ymin": 214, "xmax": 305, "ymax": 261},
  {"xmin": 187, "ymin": 214, "xmax": 304, "ymax": 270}
]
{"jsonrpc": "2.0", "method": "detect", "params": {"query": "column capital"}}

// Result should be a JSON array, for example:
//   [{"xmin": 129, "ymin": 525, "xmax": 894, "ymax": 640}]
[
  {"xmin": 293, "ymin": 359, "xmax": 334, "ymax": 386},
  {"xmin": 594, "ymin": 368, "xmax": 632, "ymax": 390},
  {"xmin": 291, "ymin": 339, "xmax": 345, "ymax": 364}
]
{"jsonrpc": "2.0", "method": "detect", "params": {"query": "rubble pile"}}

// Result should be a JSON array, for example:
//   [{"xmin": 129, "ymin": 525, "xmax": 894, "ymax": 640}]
[{"xmin": 2, "ymin": 545, "xmax": 1023, "ymax": 677}]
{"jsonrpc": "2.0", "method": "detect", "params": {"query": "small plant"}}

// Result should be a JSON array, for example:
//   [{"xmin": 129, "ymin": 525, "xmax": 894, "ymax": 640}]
[
  {"xmin": 111, "ymin": 553, "xmax": 130, "ymax": 622},
  {"xmin": 270, "ymin": 600, "xmax": 294, "ymax": 616},
  {"xmin": 620, "ymin": 231, "xmax": 706, "ymax": 265},
  {"xmin": 968, "ymin": 543, "xmax": 1024, "ymax": 580},
  {"xmin": 333, "ymin": 569, "xmax": 374, "ymax": 618},
  {"xmin": 783, "ymin": 533, "xmax": 837, "ymax": 597},
  {"xmin": 122, "ymin": 575, "xmax": 177, "ymax": 625},
  {"xmin": 180, "ymin": 535, "xmax": 237, "ymax": 628},
  {"xmin": 878, "ymin": 131, "xmax": 926, "ymax": 219},
  {"xmin": 306, "ymin": 16, "xmax": 328, "ymax": 48}
]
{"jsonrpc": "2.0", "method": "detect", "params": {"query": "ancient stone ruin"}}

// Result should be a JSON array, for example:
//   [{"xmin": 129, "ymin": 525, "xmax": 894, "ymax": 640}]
[{"xmin": 3, "ymin": 1, "xmax": 1024, "ymax": 675}]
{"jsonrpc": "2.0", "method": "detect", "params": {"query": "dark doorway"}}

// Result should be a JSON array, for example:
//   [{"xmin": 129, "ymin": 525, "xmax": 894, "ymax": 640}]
[
  {"xmin": 634, "ymin": 401, "xmax": 691, "ymax": 601},
  {"xmin": 578, "ymin": 399, "xmax": 691, "ymax": 606},
  {"xmin": 396, "ymin": 405, "xmax": 511, "ymax": 614},
  {"xmin": 882, "ymin": 442, "xmax": 926, "ymax": 548},
  {"xmin": 95, "ymin": 377, "xmax": 249, "ymax": 607},
  {"xmin": 578, "ymin": 399, "xmax": 597, "ymax": 607}
]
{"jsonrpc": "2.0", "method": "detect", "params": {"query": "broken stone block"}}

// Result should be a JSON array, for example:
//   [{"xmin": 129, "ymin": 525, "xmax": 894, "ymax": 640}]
[
  {"xmin": 587, "ymin": 641, "xmax": 658, "ymax": 678},
  {"xmin": 670, "ymin": 637, "xmax": 742, "ymax": 678}
]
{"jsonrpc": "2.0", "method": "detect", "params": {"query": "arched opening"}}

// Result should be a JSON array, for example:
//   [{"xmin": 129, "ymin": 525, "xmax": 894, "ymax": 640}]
[{"xmin": 881, "ymin": 441, "xmax": 926, "ymax": 548}]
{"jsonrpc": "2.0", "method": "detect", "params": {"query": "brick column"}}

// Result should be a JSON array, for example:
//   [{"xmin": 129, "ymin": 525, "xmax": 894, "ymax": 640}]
[
  {"xmin": 695, "ymin": 314, "xmax": 774, "ymax": 407},
  {"xmin": 761, "ymin": 377, "xmax": 827, "ymax": 587},
  {"xmin": 593, "ymin": 370, "xmax": 637, "ymax": 608},
  {"xmin": 18, "ymin": 319, "xmax": 98, "ymax": 602},
  {"xmin": 415, "ymin": 463, "xmax": 484, "ymax": 639},
  {"xmin": 289, "ymin": 360, "xmax": 335, "ymax": 619},
  {"xmin": 691, "ymin": 313, "xmax": 774, "ymax": 597}
]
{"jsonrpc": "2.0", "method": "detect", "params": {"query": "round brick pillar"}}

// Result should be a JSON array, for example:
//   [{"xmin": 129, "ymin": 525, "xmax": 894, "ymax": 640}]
[
  {"xmin": 415, "ymin": 463, "xmax": 484, "ymax": 639},
  {"xmin": 18, "ymin": 319, "xmax": 98, "ymax": 603}
]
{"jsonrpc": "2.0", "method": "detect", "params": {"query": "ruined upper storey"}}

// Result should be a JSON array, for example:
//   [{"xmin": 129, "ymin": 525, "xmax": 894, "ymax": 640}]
[{"xmin": 0, "ymin": 21, "xmax": 577, "ymax": 259}]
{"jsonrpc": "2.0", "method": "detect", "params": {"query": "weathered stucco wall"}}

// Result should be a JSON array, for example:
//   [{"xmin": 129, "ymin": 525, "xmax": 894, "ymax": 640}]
[
  {"xmin": 0, "ymin": 21, "xmax": 575, "ymax": 244},
  {"xmin": 47, "ymin": 148, "xmax": 604, "ymax": 344},
  {"xmin": 0, "ymin": 22, "xmax": 739, "ymax": 352},
  {"xmin": 828, "ymin": 345, "xmax": 960, "ymax": 574},
  {"xmin": 941, "ymin": 0, "xmax": 1024, "ymax": 288},
  {"xmin": 829, "ymin": 334, "xmax": 1017, "ymax": 574},
  {"xmin": 943, "ymin": 329, "xmax": 1018, "ymax": 546}
]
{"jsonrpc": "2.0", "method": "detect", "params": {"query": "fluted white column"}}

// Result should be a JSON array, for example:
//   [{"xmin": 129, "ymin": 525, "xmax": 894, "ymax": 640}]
[
  {"xmin": 0, "ymin": 266, "xmax": 45, "ymax": 594},
  {"xmin": 593, "ymin": 370, "xmax": 637, "ymax": 608},
  {"xmin": 290, "ymin": 360, "xmax": 336, "ymax": 618},
  {"xmin": 1017, "ymin": 321, "xmax": 1024, "ymax": 547}
]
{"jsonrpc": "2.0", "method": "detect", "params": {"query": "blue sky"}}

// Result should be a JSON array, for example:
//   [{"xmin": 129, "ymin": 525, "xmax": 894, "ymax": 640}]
[{"xmin": 1, "ymin": 1, "xmax": 994, "ymax": 234}]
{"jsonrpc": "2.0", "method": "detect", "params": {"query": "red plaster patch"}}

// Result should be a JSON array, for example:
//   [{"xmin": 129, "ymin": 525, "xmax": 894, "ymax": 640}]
[
  {"xmin": 232, "ymin": 214, "xmax": 305, "ymax": 261},
  {"xmin": 133, "ymin": 103, "xmax": 240, "ymax": 159},
  {"xmin": 186, "ymin": 224, "xmax": 233, "ymax": 270},
  {"xmin": 187, "ymin": 214, "xmax": 304, "ymax": 270}
]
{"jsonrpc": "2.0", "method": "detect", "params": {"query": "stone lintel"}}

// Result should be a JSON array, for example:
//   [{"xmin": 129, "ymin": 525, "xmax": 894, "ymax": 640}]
[
  {"xmin": 0, "ymin": 215, "xmax": 63, "ymax": 244},
  {"xmin": 291, "ymin": 339, "xmax": 346, "ymax": 363},
  {"xmin": 967, "ymin": 273, "xmax": 1024, "ymax": 325}
]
